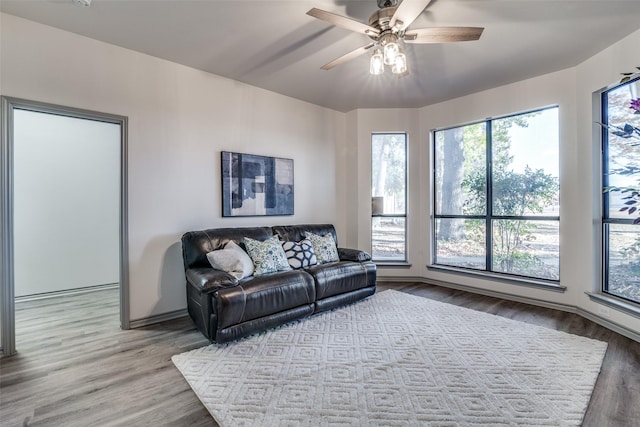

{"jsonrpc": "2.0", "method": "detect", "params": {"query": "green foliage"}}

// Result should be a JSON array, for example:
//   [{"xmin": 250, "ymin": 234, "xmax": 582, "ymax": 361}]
[
  {"xmin": 461, "ymin": 116, "xmax": 531, "ymax": 180},
  {"xmin": 494, "ymin": 166, "xmax": 559, "ymax": 216},
  {"xmin": 463, "ymin": 166, "xmax": 557, "ymax": 274},
  {"xmin": 493, "ymin": 249, "xmax": 545, "ymax": 276},
  {"xmin": 463, "ymin": 166, "xmax": 558, "ymax": 216}
]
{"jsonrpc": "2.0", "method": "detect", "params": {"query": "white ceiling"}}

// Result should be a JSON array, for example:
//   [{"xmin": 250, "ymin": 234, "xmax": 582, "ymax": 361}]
[{"xmin": 2, "ymin": 0, "xmax": 640, "ymax": 112}]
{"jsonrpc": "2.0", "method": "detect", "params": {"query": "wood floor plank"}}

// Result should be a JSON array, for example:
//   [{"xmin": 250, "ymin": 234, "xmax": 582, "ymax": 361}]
[{"xmin": 1, "ymin": 283, "xmax": 639, "ymax": 426}]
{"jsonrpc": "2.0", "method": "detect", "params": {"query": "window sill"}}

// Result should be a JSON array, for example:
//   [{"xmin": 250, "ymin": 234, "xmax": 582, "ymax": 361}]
[
  {"xmin": 427, "ymin": 264, "xmax": 566, "ymax": 292},
  {"xmin": 374, "ymin": 261, "xmax": 412, "ymax": 268},
  {"xmin": 586, "ymin": 292, "xmax": 640, "ymax": 319}
]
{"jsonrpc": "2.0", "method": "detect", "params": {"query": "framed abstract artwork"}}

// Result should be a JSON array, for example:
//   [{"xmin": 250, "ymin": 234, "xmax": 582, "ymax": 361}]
[{"xmin": 221, "ymin": 151, "xmax": 294, "ymax": 217}]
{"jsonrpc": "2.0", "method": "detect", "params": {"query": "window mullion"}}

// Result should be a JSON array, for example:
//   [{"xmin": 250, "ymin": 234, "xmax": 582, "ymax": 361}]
[
  {"xmin": 486, "ymin": 119, "xmax": 493, "ymax": 273},
  {"xmin": 602, "ymin": 223, "xmax": 610, "ymax": 292},
  {"xmin": 602, "ymin": 93, "xmax": 610, "ymax": 220}
]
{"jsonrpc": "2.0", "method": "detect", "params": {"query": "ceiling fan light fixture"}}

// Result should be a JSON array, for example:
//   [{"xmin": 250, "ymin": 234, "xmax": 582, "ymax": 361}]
[
  {"xmin": 308, "ymin": 0, "xmax": 483, "ymax": 78},
  {"xmin": 370, "ymin": 49, "xmax": 385, "ymax": 75},
  {"xmin": 392, "ymin": 49, "xmax": 407, "ymax": 74}
]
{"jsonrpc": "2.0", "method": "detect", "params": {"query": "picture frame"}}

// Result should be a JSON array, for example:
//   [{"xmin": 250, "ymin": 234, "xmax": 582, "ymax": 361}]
[{"xmin": 221, "ymin": 151, "xmax": 294, "ymax": 217}]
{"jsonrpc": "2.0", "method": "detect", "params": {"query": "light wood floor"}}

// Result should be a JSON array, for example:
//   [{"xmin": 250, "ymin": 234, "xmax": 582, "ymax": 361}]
[{"xmin": 1, "ymin": 282, "xmax": 639, "ymax": 426}]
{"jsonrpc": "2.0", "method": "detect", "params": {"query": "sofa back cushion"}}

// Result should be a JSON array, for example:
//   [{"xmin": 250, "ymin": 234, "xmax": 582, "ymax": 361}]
[
  {"xmin": 181, "ymin": 226, "xmax": 273, "ymax": 270},
  {"xmin": 272, "ymin": 224, "xmax": 338, "ymax": 247}
]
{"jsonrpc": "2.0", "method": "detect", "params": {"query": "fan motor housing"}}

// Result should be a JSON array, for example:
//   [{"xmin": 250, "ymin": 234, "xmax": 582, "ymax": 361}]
[{"xmin": 368, "ymin": 6, "xmax": 397, "ymax": 38}]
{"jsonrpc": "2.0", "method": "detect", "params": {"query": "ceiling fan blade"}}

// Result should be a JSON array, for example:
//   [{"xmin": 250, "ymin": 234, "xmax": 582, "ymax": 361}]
[
  {"xmin": 307, "ymin": 8, "xmax": 380, "ymax": 37},
  {"xmin": 390, "ymin": 0, "xmax": 433, "ymax": 32},
  {"xmin": 404, "ymin": 27, "xmax": 484, "ymax": 43},
  {"xmin": 320, "ymin": 43, "xmax": 376, "ymax": 70}
]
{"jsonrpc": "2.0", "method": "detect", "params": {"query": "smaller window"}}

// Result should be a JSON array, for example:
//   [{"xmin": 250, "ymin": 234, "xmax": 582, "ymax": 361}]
[{"xmin": 371, "ymin": 133, "xmax": 407, "ymax": 262}]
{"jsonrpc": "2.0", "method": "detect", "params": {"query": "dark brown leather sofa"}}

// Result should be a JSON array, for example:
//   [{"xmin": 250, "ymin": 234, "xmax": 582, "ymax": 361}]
[{"xmin": 181, "ymin": 224, "xmax": 376, "ymax": 343}]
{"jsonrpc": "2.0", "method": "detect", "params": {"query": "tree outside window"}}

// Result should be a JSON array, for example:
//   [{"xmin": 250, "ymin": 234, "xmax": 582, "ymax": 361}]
[{"xmin": 433, "ymin": 107, "xmax": 560, "ymax": 281}]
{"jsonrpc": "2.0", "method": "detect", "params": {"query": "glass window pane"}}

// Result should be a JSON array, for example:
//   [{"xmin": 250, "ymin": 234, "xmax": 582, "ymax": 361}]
[
  {"xmin": 606, "ymin": 223, "xmax": 640, "ymax": 303},
  {"xmin": 434, "ymin": 123, "xmax": 486, "ymax": 216},
  {"xmin": 491, "ymin": 108, "xmax": 559, "ymax": 217},
  {"xmin": 372, "ymin": 133, "xmax": 406, "ymax": 215},
  {"xmin": 604, "ymin": 78, "xmax": 640, "ymax": 220},
  {"xmin": 492, "ymin": 220, "xmax": 559, "ymax": 280},
  {"xmin": 372, "ymin": 216, "xmax": 405, "ymax": 261},
  {"xmin": 435, "ymin": 218, "xmax": 486, "ymax": 269}
]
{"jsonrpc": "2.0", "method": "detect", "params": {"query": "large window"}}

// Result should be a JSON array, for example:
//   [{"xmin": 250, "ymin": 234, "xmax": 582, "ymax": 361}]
[
  {"xmin": 433, "ymin": 107, "xmax": 560, "ymax": 281},
  {"xmin": 371, "ymin": 133, "xmax": 407, "ymax": 261},
  {"xmin": 602, "ymin": 76, "xmax": 640, "ymax": 304}
]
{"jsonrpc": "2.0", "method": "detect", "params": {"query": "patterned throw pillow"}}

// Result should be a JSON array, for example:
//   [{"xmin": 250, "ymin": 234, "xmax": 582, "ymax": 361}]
[
  {"xmin": 243, "ymin": 236, "xmax": 292, "ymax": 276},
  {"xmin": 304, "ymin": 232, "xmax": 339, "ymax": 264},
  {"xmin": 282, "ymin": 239, "xmax": 318, "ymax": 269}
]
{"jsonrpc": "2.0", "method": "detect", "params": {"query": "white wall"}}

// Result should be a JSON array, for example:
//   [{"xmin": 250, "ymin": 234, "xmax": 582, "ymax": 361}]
[
  {"xmin": 1, "ymin": 13, "xmax": 346, "ymax": 322},
  {"xmin": 347, "ymin": 28, "xmax": 640, "ymax": 335},
  {"xmin": 13, "ymin": 110, "xmax": 120, "ymax": 297}
]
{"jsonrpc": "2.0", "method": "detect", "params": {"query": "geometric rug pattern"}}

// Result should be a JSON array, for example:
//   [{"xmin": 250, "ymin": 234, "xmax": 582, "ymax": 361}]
[{"xmin": 172, "ymin": 290, "xmax": 607, "ymax": 426}]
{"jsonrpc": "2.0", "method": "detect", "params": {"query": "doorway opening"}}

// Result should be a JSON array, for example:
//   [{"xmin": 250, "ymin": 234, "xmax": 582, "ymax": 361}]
[{"xmin": 1, "ymin": 97, "xmax": 129, "ymax": 356}]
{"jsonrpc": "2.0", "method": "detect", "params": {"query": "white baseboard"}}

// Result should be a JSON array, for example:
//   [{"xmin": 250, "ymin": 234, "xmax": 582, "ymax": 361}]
[
  {"xmin": 128, "ymin": 277, "xmax": 640, "ymax": 343},
  {"xmin": 576, "ymin": 308, "xmax": 640, "ymax": 344},
  {"xmin": 129, "ymin": 309, "xmax": 188, "ymax": 329},
  {"xmin": 15, "ymin": 283, "xmax": 119, "ymax": 302},
  {"xmin": 377, "ymin": 276, "xmax": 640, "ymax": 344}
]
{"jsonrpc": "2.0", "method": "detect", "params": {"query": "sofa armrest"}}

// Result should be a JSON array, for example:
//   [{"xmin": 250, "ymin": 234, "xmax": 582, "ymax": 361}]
[
  {"xmin": 338, "ymin": 247, "xmax": 372, "ymax": 262},
  {"xmin": 186, "ymin": 268, "xmax": 239, "ymax": 293}
]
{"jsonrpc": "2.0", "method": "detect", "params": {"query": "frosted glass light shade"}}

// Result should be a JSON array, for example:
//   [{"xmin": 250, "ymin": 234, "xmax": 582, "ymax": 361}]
[
  {"xmin": 392, "ymin": 50, "xmax": 407, "ymax": 74},
  {"xmin": 383, "ymin": 42, "xmax": 399, "ymax": 65},
  {"xmin": 370, "ymin": 49, "xmax": 384, "ymax": 75}
]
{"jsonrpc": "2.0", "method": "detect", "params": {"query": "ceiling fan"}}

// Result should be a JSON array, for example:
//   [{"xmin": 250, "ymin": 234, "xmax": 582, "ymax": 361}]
[{"xmin": 307, "ymin": 0, "xmax": 484, "ymax": 74}]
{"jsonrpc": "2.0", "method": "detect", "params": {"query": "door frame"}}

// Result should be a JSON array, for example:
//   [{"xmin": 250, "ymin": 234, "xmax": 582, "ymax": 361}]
[{"xmin": 1, "ymin": 96, "xmax": 129, "ymax": 357}]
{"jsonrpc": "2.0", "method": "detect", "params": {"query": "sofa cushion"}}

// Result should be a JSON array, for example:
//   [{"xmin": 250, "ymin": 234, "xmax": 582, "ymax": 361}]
[
  {"xmin": 206, "ymin": 240, "xmax": 254, "ymax": 279},
  {"xmin": 182, "ymin": 226, "xmax": 273, "ymax": 270},
  {"xmin": 338, "ymin": 247, "xmax": 372, "ymax": 262},
  {"xmin": 282, "ymin": 239, "xmax": 318, "ymax": 269},
  {"xmin": 307, "ymin": 261, "xmax": 377, "ymax": 300},
  {"xmin": 305, "ymin": 232, "xmax": 339, "ymax": 264},
  {"xmin": 186, "ymin": 267, "xmax": 238, "ymax": 293},
  {"xmin": 244, "ymin": 236, "xmax": 292, "ymax": 276},
  {"xmin": 213, "ymin": 270, "xmax": 316, "ymax": 329},
  {"xmin": 272, "ymin": 224, "xmax": 338, "ymax": 247}
]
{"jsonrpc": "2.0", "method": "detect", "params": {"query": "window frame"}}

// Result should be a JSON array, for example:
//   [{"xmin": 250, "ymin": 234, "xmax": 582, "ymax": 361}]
[
  {"xmin": 371, "ymin": 132, "xmax": 408, "ymax": 263},
  {"xmin": 431, "ymin": 106, "xmax": 560, "ymax": 283},
  {"xmin": 601, "ymin": 75, "xmax": 640, "ymax": 305}
]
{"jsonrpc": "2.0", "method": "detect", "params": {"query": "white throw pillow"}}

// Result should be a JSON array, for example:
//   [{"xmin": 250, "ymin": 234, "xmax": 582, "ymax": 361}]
[{"xmin": 206, "ymin": 240, "xmax": 254, "ymax": 279}]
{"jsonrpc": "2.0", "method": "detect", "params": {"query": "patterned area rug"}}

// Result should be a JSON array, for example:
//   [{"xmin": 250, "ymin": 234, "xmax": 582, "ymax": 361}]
[{"xmin": 172, "ymin": 290, "xmax": 607, "ymax": 426}]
